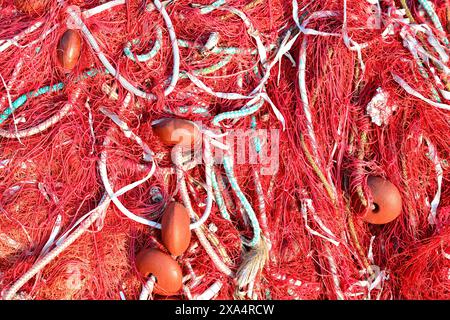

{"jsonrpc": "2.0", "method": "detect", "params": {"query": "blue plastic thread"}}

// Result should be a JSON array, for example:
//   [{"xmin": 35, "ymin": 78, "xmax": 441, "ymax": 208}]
[
  {"xmin": 0, "ymin": 68, "xmax": 101, "ymax": 124},
  {"xmin": 199, "ymin": 0, "xmax": 227, "ymax": 14},
  {"xmin": 123, "ymin": 27, "xmax": 163, "ymax": 62},
  {"xmin": 251, "ymin": 115, "xmax": 262, "ymax": 153},
  {"xmin": 418, "ymin": 0, "xmax": 449, "ymax": 45},
  {"xmin": 177, "ymin": 39, "xmax": 257, "ymax": 55},
  {"xmin": 223, "ymin": 155, "xmax": 261, "ymax": 247},
  {"xmin": 212, "ymin": 99, "xmax": 264, "ymax": 126},
  {"xmin": 211, "ymin": 170, "xmax": 230, "ymax": 220},
  {"xmin": 175, "ymin": 106, "xmax": 210, "ymax": 115},
  {"xmin": 0, "ymin": 83, "xmax": 63, "ymax": 124},
  {"xmin": 178, "ymin": 55, "xmax": 233, "ymax": 80}
]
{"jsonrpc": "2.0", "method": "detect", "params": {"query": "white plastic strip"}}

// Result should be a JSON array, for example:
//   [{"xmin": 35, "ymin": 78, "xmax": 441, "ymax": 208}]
[
  {"xmin": 0, "ymin": 21, "xmax": 44, "ymax": 53},
  {"xmin": 423, "ymin": 136, "xmax": 443, "ymax": 225},
  {"xmin": 38, "ymin": 215, "xmax": 62, "ymax": 258},
  {"xmin": 82, "ymin": 0, "xmax": 125, "ymax": 19},
  {"xmin": 139, "ymin": 275, "xmax": 156, "ymax": 300},
  {"xmin": 392, "ymin": 73, "xmax": 450, "ymax": 111},
  {"xmin": 99, "ymin": 143, "xmax": 160, "ymax": 228},
  {"xmin": 301, "ymin": 199, "xmax": 340, "ymax": 246},
  {"xmin": 194, "ymin": 281, "xmax": 222, "ymax": 300}
]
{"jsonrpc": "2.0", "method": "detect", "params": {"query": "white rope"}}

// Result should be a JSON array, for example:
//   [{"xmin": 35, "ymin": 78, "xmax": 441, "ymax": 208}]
[{"xmin": 67, "ymin": 0, "xmax": 180, "ymax": 100}]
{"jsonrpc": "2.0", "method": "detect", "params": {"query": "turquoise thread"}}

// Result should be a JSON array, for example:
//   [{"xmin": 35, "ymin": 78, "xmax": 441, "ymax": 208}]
[
  {"xmin": 211, "ymin": 170, "xmax": 230, "ymax": 220},
  {"xmin": 0, "ymin": 68, "xmax": 101, "ymax": 124},
  {"xmin": 177, "ymin": 39, "xmax": 260, "ymax": 55},
  {"xmin": 179, "ymin": 55, "xmax": 233, "ymax": 79},
  {"xmin": 123, "ymin": 27, "xmax": 163, "ymax": 62},
  {"xmin": 253, "ymin": 65, "xmax": 260, "ymax": 77},
  {"xmin": 212, "ymin": 99, "xmax": 264, "ymax": 126},
  {"xmin": 0, "ymin": 83, "xmax": 63, "ymax": 124},
  {"xmin": 250, "ymin": 116, "xmax": 266, "ymax": 239},
  {"xmin": 418, "ymin": 0, "xmax": 449, "ymax": 45},
  {"xmin": 223, "ymin": 155, "xmax": 261, "ymax": 247},
  {"xmin": 164, "ymin": 106, "xmax": 210, "ymax": 116},
  {"xmin": 191, "ymin": 55, "xmax": 232, "ymax": 76},
  {"xmin": 199, "ymin": 0, "xmax": 226, "ymax": 14},
  {"xmin": 251, "ymin": 116, "xmax": 262, "ymax": 153},
  {"xmin": 410, "ymin": 47, "xmax": 442, "ymax": 102}
]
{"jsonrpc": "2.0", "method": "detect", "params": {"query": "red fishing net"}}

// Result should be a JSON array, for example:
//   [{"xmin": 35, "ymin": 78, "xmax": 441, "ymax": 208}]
[{"xmin": 0, "ymin": 0, "xmax": 448, "ymax": 300}]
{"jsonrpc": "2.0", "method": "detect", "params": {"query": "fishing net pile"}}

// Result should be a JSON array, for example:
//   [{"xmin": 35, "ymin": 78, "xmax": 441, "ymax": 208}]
[{"xmin": 0, "ymin": 0, "xmax": 449, "ymax": 300}]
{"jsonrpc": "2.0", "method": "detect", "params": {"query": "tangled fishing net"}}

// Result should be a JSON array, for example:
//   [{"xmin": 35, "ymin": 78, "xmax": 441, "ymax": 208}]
[{"xmin": 0, "ymin": 0, "xmax": 449, "ymax": 300}]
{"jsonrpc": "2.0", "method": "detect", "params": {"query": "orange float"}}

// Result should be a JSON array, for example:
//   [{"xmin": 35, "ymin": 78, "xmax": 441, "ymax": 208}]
[
  {"xmin": 362, "ymin": 176, "xmax": 402, "ymax": 224},
  {"xmin": 161, "ymin": 202, "xmax": 191, "ymax": 256},
  {"xmin": 135, "ymin": 248, "xmax": 183, "ymax": 296},
  {"xmin": 152, "ymin": 118, "xmax": 200, "ymax": 146},
  {"xmin": 57, "ymin": 30, "xmax": 82, "ymax": 72}
]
